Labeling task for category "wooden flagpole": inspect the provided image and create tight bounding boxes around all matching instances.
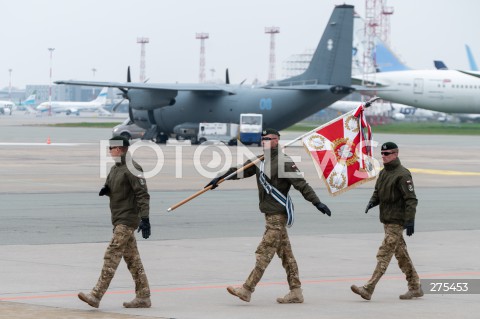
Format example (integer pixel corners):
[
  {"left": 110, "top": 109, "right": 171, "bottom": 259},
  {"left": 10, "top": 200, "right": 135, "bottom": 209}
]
[{"left": 167, "top": 156, "right": 264, "bottom": 212}]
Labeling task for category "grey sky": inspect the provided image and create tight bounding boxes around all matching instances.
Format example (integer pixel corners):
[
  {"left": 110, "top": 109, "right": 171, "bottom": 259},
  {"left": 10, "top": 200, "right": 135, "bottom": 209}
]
[{"left": 2, "top": 0, "right": 479, "bottom": 89}]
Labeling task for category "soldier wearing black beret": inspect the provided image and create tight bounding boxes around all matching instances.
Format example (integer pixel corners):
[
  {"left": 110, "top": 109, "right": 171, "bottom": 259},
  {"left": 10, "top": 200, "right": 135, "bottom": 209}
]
[{"left": 351, "top": 141, "right": 423, "bottom": 301}]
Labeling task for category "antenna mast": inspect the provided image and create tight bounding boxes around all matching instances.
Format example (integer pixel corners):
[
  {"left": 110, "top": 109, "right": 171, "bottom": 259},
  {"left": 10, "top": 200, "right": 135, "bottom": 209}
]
[
  {"left": 137, "top": 37, "right": 149, "bottom": 82},
  {"left": 196, "top": 32, "right": 209, "bottom": 83},
  {"left": 265, "top": 26, "right": 280, "bottom": 82}
]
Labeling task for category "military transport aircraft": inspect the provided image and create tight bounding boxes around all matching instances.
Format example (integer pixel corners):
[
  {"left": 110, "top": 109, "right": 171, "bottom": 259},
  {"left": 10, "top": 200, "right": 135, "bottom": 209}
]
[{"left": 56, "top": 4, "right": 355, "bottom": 143}]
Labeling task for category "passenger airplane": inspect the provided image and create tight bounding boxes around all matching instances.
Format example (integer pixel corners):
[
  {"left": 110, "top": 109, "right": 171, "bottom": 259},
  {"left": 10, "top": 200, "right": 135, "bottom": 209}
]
[
  {"left": 36, "top": 88, "right": 108, "bottom": 115},
  {"left": 56, "top": 5, "right": 355, "bottom": 143},
  {"left": 353, "top": 43, "right": 480, "bottom": 114},
  {"left": 328, "top": 100, "right": 446, "bottom": 121},
  {"left": 432, "top": 46, "right": 480, "bottom": 122}
]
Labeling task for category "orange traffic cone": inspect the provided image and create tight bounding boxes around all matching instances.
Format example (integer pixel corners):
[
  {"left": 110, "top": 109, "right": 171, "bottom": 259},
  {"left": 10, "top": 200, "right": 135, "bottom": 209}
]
[{"left": 46, "top": 137, "right": 51, "bottom": 144}]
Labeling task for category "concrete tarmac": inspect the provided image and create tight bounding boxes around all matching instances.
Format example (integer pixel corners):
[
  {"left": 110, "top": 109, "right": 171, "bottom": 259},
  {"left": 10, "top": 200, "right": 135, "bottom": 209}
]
[{"left": 1, "top": 113, "right": 479, "bottom": 318}]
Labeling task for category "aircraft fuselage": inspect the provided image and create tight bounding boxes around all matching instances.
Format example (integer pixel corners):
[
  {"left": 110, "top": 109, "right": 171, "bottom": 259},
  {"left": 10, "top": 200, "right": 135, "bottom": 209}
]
[
  {"left": 130, "top": 86, "right": 349, "bottom": 134},
  {"left": 362, "top": 70, "right": 480, "bottom": 114}
]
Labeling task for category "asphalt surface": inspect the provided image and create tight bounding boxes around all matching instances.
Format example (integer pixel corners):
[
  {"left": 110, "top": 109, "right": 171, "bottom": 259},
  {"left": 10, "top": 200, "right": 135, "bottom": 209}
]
[{"left": 1, "top": 113, "right": 479, "bottom": 318}]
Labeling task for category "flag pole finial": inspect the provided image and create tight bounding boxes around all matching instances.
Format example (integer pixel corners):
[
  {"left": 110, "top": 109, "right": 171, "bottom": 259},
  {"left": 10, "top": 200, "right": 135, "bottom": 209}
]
[{"left": 364, "top": 96, "right": 380, "bottom": 108}]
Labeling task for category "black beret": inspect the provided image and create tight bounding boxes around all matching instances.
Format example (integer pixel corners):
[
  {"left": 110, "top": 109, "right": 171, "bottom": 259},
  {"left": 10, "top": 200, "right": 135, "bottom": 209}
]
[
  {"left": 381, "top": 142, "right": 398, "bottom": 151},
  {"left": 110, "top": 135, "right": 130, "bottom": 147},
  {"left": 261, "top": 128, "right": 280, "bottom": 137}
]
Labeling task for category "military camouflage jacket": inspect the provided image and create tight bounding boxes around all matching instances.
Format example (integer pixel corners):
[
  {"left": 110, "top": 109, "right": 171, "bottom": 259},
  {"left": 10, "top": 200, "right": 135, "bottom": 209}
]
[
  {"left": 370, "top": 158, "right": 417, "bottom": 225},
  {"left": 227, "top": 147, "right": 320, "bottom": 215},
  {"left": 105, "top": 156, "right": 150, "bottom": 228}
]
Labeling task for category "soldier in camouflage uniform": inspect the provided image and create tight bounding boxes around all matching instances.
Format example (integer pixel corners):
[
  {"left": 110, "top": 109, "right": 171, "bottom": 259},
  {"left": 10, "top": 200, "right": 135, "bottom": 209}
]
[
  {"left": 206, "top": 128, "right": 332, "bottom": 304},
  {"left": 78, "top": 136, "right": 152, "bottom": 309},
  {"left": 351, "top": 142, "right": 423, "bottom": 301}
]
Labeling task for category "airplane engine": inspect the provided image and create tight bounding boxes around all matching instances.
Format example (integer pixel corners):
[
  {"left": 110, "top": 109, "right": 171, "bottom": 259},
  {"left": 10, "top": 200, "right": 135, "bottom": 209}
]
[
  {"left": 330, "top": 85, "right": 355, "bottom": 94},
  {"left": 128, "top": 89, "right": 177, "bottom": 111},
  {"left": 392, "top": 113, "right": 405, "bottom": 121}
]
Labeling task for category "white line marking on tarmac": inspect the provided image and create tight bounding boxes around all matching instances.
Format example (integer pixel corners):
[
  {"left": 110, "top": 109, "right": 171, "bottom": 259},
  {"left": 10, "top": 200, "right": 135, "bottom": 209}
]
[{"left": 0, "top": 143, "right": 95, "bottom": 146}]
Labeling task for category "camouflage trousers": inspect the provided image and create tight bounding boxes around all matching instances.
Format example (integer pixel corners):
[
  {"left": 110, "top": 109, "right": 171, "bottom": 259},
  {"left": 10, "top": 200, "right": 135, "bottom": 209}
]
[
  {"left": 364, "top": 224, "right": 420, "bottom": 292},
  {"left": 92, "top": 224, "right": 150, "bottom": 299},
  {"left": 243, "top": 214, "right": 301, "bottom": 292}
]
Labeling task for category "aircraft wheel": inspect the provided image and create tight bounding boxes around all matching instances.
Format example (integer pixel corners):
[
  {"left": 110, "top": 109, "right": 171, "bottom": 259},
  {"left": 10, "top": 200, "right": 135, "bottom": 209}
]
[
  {"left": 155, "top": 133, "right": 168, "bottom": 144},
  {"left": 199, "top": 137, "right": 207, "bottom": 144},
  {"left": 120, "top": 132, "right": 132, "bottom": 140}
]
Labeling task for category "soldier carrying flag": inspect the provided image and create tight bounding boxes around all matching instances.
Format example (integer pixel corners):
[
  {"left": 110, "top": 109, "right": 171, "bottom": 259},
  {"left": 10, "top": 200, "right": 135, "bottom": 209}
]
[{"left": 205, "top": 128, "right": 331, "bottom": 304}]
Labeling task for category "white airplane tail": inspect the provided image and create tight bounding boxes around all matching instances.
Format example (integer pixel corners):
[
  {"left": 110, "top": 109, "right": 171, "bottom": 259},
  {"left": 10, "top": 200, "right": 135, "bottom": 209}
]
[
  {"left": 21, "top": 93, "right": 36, "bottom": 106},
  {"left": 93, "top": 88, "right": 108, "bottom": 105}
]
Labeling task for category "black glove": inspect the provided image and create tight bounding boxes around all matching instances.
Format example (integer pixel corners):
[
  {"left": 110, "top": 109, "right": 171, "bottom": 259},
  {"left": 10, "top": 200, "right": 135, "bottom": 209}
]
[
  {"left": 138, "top": 218, "right": 151, "bottom": 239},
  {"left": 99, "top": 185, "right": 110, "bottom": 196},
  {"left": 205, "top": 172, "right": 231, "bottom": 190},
  {"left": 315, "top": 202, "right": 331, "bottom": 217},
  {"left": 205, "top": 177, "right": 222, "bottom": 190},
  {"left": 404, "top": 220, "right": 415, "bottom": 236},
  {"left": 364, "top": 201, "right": 376, "bottom": 214}
]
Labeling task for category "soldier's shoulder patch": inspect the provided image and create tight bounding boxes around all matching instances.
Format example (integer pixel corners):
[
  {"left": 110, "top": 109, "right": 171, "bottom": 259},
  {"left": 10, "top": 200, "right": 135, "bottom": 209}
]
[
  {"left": 291, "top": 164, "right": 301, "bottom": 172},
  {"left": 406, "top": 180, "right": 414, "bottom": 192}
]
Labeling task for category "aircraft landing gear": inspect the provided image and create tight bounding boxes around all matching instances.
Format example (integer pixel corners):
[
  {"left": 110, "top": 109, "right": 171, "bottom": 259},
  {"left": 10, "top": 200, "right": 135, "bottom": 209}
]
[{"left": 155, "top": 132, "right": 168, "bottom": 144}]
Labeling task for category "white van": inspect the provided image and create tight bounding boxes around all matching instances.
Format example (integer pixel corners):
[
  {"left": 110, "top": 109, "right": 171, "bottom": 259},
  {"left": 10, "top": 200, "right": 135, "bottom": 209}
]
[
  {"left": 112, "top": 118, "right": 145, "bottom": 140},
  {"left": 197, "top": 122, "right": 239, "bottom": 145}
]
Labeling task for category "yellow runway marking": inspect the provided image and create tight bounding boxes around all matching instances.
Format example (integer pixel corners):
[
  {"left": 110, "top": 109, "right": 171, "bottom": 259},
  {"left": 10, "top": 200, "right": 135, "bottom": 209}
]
[{"left": 411, "top": 168, "right": 480, "bottom": 176}]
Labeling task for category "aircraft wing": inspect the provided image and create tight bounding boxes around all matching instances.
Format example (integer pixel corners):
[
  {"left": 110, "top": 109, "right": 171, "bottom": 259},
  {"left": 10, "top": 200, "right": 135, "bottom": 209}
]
[
  {"left": 457, "top": 70, "right": 480, "bottom": 79},
  {"left": 265, "top": 84, "right": 355, "bottom": 95},
  {"left": 351, "top": 77, "right": 394, "bottom": 89},
  {"left": 265, "top": 84, "right": 333, "bottom": 90},
  {"left": 351, "top": 85, "right": 399, "bottom": 92},
  {"left": 54, "top": 80, "right": 236, "bottom": 94}
]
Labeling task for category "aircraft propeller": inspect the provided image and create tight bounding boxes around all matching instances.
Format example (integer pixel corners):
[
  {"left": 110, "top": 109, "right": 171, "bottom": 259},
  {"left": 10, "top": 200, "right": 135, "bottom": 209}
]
[
  {"left": 225, "top": 68, "right": 246, "bottom": 86},
  {"left": 111, "top": 67, "right": 134, "bottom": 122}
]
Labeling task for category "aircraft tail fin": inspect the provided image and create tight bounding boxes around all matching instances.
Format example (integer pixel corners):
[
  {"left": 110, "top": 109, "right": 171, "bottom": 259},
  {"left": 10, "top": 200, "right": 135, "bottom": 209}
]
[
  {"left": 277, "top": 4, "right": 354, "bottom": 87},
  {"left": 374, "top": 42, "right": 410, "bottom": 72},
  {"left": 93, "top": 87, "right": 108, "bottom": 105},
  {"left": 465, "top": 44, "right": 478, "bottom": 71},
  {"left": 434, "top": 60, "right": 448, "bottom": 70},
  {"left": 22, "top": 92, "right": 36, "bottom": 106}
]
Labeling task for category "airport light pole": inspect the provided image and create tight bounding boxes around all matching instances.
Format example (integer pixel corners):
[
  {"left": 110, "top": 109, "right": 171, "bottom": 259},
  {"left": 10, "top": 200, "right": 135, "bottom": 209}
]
[
  {"left": 48, "top": 47, "right": 55, "bottom": 116},
  {"left": 92, "top": 67, "right": 97, "bottom": 99},
  {"left": 8, "top": 68, "right": 12, "bottom": 101}
]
